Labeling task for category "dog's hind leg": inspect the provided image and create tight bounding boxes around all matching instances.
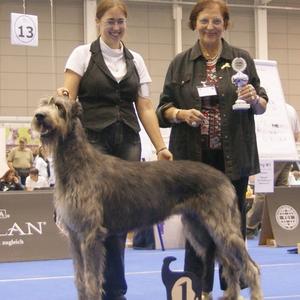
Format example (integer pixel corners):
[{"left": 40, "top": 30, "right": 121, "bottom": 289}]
[
  {"left": 217, "top": 250, "right": 241, "bottom": 299},
  {"left": 200, "top": 213, "right": 262, "bottom": 300},
  {"left": 81, "top": 228, "right": 106, "bottom": 300},
  {"left": 217, "top": 234, "right": 262, "bottom": 300},
  {"left": 243, "top": 260, "right": 262, "bottom": 300},
  {"left": 182, "top": 187, "right": 262, "bottom": 299},
  {"left": 181, "top": 214, "right": 241, "bottom": 299},
  {"left": 181, "top": 214, "right": 221, "bottom": 297},
  {"left": 67, "top": 229, "right": 87, "bottom": 300},
  {"left": 238, "top": 252, "right": 262, "bottom": 300}
]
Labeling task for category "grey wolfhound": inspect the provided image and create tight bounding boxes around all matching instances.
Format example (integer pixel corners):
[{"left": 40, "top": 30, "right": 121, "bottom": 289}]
[{"left": 32, "top": 96, "right": 262, "bottom": 300}]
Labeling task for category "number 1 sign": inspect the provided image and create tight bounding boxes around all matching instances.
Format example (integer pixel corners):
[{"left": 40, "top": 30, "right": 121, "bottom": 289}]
[{"left": 11, "top": 13, "right": 38, "bottom": 47}]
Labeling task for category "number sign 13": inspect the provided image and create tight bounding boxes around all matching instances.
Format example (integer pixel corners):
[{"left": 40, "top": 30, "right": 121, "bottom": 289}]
[{"left": 11, "top": 13, "right": 38, "bottom": 47}]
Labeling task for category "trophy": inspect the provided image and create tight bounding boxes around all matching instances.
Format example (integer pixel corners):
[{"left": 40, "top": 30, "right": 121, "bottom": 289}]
[{"left": 231, "top": 57, "right": 250, "bottom": 110}]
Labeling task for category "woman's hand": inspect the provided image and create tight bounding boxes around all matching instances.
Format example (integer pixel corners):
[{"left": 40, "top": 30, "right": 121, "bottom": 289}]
[
  {"left": 157, "top": 148, "right": 173, "bottom": 161},
  {"left": 57, "top": 87, "right": 70, "bottom": 97},
  {"left": 238, "top": 84, "right": 267, "bottom": 114},
  {"left": 177, "top": 109, "right": 207, "bottom": 127},
  {"left": 12, "top": 176, "right": 19, "bottom": 184},
  {"left": 238, "top": 84, "right": 259, "bottom": 106}
]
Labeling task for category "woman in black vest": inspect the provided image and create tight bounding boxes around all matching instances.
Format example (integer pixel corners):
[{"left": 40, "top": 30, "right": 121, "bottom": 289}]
[{"left": 58, "top": 1, "right": 172, "bottom": 299}]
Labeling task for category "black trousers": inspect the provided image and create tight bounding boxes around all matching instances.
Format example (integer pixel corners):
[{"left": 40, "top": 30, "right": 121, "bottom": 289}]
[
  {"left": 86, "top": 123, "right": 141, "bottom": 299},
  {"left": 15, "top": 167, "right": 30, "bottom": 185},
  {"left": 184, "top": 149, "right": 248, "bottom": 293},
  {"left": 132, "top": 227, "right": 155, "bottom": 249}
]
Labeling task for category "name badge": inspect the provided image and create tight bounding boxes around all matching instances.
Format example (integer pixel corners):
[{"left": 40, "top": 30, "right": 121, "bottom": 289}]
[{"left": 197, "top": 85, "right": 217, "bottom": 97}]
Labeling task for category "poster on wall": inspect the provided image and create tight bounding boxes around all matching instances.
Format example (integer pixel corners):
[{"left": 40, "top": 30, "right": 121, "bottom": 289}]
[
  {"left": 254, "top": 60, "right": 298, "bottom": 161},
  {"left": 5, "top": 127, "right": 40, "bottom": 152},
  {"left": 0, "top": 118, "right": 40, "bottom": 177}
]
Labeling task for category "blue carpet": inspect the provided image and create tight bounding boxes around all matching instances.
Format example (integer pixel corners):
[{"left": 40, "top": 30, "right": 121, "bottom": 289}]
[{"left": 0, "top": 238, "right": 300, "bottom": 299}]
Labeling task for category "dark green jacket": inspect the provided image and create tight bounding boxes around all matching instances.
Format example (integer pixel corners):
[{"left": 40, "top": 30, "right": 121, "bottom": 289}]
[
  {"left": 156, "top": 39, "right": 268, "bottom": 180},
  {"left": 78, "top": 39, "right": 140, "bottom": 133}
]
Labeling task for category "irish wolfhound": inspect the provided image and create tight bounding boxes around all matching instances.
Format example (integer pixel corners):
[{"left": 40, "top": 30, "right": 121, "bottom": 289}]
[{"left": 32, "top": 96, "right": 263, "bottom": 300}]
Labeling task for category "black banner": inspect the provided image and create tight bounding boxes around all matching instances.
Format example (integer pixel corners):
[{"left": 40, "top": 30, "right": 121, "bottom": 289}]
[{"left": 0, "top": 190, "right": 70, "bottom": 262}]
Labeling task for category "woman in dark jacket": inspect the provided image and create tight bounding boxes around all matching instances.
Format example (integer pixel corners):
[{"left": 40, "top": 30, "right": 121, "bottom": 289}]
[{"left": 156, "top": 0, "right": 268, "bottom": 299}]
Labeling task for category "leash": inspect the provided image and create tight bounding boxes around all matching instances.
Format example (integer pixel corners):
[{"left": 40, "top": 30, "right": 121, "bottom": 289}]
[{"left": 50, "top": 0, "right": 56, "bottom": 91}]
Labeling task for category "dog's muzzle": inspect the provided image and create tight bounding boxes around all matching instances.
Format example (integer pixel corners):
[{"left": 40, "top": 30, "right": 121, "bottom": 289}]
[
  {"left": 34, "top": 112, "right": 52, "bottom": 136},
  {"left": 35, "top": 112, "right": 45, "bottom": 123}
]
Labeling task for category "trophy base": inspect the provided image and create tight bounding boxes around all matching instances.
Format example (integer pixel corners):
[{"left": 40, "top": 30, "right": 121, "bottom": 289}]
[{"left": 232, "top": 102, "right": 250, "bottom": 110}]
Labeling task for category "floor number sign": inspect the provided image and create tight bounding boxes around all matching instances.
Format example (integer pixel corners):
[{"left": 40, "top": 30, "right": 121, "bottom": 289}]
[
  {"left": 11, "top": 13, "right": 38, "bottom": 47},
  {"left": 162, "top": 257, "right": 202, "bottom": 300}
]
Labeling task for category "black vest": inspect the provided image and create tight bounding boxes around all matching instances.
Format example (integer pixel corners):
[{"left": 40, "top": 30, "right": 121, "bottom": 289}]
[{"left": 78, "top": 39, "right": 140, "bottom": 132}]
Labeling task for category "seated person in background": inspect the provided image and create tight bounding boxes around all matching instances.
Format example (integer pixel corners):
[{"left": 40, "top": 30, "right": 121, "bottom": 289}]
[
  {"left": 0, "top": 169, "right": 24, "bottom": 191},
  {"left": 25, "top": 167, "right": 49, "bottom": 191}
]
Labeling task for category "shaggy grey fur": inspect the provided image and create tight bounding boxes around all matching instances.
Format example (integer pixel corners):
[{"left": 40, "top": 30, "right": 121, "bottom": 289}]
[{"left": 32, "top": 96, "right": 263, "bottom": 300}]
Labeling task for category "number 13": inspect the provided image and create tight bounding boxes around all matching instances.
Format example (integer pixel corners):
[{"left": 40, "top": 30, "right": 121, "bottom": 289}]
[{"left": 18, "top": 25, "right": 34, "bottom": 38}]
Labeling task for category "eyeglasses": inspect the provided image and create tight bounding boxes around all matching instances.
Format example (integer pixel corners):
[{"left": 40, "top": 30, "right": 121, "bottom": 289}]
[
  {"left": 198, "top": 17, "right": 223, "bottom": 26},
  {"left": 103, "top": 18, "right": 126, "bottom": 27}
]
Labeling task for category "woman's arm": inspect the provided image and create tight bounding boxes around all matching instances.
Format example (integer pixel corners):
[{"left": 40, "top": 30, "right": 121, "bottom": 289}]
[
  {"left": 238, "top": 85, "right": 267, "bottom": 115},
  {"left": 163, "top": 106, "right": 206, "bottom": 127},
  {"left": 57, "top": 69, "right": 81, "bottom": 100},
  {"left": 251, "top": 96, "right": 267, "bottom": 114},
  {"left": 157, "top": 59, "right": 205, "bottom": 127},
  {"left": 7, "top": 150, "right": 15, "bottom": 170},
  {"left": 241, "top": 55, "right": 268, "bottom": 115},
  {"left": 136, "top": 97, "right": 172, "bottom": 160}
]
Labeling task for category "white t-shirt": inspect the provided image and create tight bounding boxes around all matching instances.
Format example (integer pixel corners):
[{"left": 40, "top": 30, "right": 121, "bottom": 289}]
[
  {"left": 25, "top": 176, "right": 49, "bottom": 190},
  {"left": 65, "top": 37, "right": 151, "bottom": 97}
]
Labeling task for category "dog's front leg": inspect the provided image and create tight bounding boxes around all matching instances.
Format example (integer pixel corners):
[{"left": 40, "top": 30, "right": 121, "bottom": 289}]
[
  {"left": 81, "top": 229, "right": 106, "bottom": 300},
  {"left": 68, "top": 229, "right": 87, "bottom": 300}
]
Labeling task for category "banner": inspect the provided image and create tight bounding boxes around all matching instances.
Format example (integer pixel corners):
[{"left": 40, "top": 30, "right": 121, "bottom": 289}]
[{"left": 0, "top": 190, "right": 70, "bottom": 262}]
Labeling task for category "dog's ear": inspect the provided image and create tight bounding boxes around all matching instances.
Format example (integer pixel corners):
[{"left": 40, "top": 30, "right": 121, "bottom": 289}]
[
  {"left": 39, "top": 97, "right": 50, "bottom": 106},
  {"left": 71, "top": 100, "right": 83, "bottom": 118},
  {"left": 48, "top": 96, "right": 55, "bottom": 105}
]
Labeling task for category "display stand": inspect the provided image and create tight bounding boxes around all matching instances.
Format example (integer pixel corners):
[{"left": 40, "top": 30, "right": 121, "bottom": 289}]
[
  {"left": 259, "top": 186, "right": 300, "bottom": 247},
  {"left": 162, "top": 256, "right": 201, "bottom": 300}
]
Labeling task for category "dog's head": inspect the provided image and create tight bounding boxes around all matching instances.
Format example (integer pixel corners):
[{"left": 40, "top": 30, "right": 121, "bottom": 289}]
[{"left": 32, "top": 96, "right": 82, "bottom": 145}]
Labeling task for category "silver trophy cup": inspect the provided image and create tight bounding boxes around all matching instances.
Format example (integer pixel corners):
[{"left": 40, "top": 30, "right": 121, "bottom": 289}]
[{"left": 231, "top": 57, "right": 250, "bottom": 110}]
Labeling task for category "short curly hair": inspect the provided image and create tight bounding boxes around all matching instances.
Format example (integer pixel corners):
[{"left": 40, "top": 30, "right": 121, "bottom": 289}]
[{"left": 189, "top": 0, "right": 230, "bottom": 31}]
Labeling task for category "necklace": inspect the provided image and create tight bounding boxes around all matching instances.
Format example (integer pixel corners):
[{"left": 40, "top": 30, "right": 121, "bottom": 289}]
[
  {"left": 206, "top": 52, "right": 221, "bottom": 66},
  {"left": 200, "top": 41, "right": 222, "bottom": 65}
]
